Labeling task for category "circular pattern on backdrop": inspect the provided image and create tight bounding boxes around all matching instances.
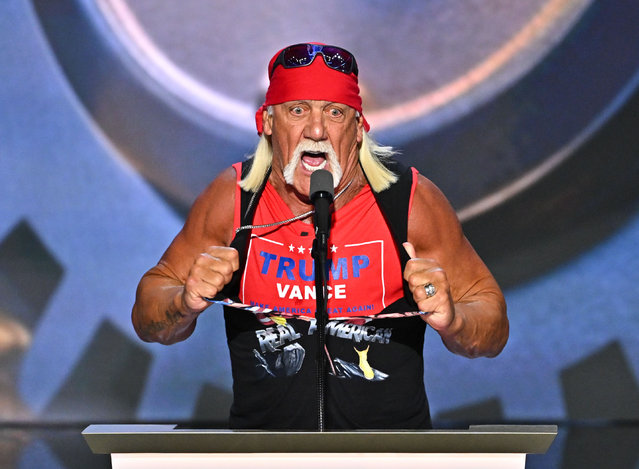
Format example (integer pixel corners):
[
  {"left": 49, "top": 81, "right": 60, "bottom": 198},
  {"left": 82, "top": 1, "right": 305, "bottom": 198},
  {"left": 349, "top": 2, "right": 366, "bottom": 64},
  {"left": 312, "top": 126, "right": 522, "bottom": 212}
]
[{"left": 32, "top": 0, "right": 639, "bottom": 280}]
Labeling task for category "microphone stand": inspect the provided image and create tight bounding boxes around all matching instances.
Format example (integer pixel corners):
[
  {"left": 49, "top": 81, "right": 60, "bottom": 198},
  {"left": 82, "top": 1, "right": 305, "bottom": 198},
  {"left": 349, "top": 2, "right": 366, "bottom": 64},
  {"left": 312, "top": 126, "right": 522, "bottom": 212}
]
[
  {"left": 312, "top": 229, "right": 329, "bottom": 432},
  {"left": 309, "top": 170, "right": 333, "bottom": 432}
]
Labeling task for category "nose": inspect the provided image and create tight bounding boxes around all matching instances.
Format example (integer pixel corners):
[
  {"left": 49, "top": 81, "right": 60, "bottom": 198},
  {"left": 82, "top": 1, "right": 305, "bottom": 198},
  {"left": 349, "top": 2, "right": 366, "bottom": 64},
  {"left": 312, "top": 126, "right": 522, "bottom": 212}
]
[{"left": 304, "top": 108, "right": 327, "bottom": 141}]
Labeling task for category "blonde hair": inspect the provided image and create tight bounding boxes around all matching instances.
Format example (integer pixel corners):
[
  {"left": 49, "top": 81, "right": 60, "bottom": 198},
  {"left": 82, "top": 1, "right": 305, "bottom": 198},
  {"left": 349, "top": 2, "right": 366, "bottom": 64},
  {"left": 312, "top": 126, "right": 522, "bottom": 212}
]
[
  {"left": 240, "top": 130, "right": 399, "bottom": 193},
  {"left": 239, "top": 133, "right": 273, "bottom": 192},
  {"left": 358, "top": 131, "right": 399, "bottom": 192}
]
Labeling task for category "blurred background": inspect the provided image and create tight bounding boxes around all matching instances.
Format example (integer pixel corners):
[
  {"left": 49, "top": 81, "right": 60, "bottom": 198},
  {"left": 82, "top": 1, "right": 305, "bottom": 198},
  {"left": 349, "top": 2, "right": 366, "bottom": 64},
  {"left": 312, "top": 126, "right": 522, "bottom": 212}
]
[{"left": 2, "top": 0, "right": 639, "bottom": 467}]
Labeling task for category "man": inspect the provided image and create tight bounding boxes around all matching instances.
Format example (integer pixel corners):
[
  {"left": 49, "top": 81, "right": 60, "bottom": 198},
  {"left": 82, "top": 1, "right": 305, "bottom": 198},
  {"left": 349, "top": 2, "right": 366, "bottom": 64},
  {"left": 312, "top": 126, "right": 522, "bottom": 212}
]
[{"left": 132, "top": 43, "right": 508, "bottom": 430}]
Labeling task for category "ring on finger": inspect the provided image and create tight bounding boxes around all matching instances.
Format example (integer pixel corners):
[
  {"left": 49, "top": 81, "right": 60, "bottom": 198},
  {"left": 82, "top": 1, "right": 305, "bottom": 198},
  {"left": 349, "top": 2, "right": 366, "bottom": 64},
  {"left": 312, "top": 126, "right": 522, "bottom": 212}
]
[{"left": 424, "top": 283, "right": 437, "bottom": 298}]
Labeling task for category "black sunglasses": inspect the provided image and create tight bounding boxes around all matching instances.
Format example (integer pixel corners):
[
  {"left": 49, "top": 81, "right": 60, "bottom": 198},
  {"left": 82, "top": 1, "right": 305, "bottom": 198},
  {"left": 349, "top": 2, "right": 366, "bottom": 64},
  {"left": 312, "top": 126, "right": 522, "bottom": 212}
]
[{"left": 269, "top": 43, "right": 359, "bottom": 78}]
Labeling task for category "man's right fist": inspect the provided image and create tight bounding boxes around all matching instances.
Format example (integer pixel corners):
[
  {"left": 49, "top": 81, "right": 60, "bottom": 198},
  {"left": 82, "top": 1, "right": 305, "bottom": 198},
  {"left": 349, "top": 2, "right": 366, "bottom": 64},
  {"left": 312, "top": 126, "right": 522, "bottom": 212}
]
[{"left": 182, "top": 246, "right": 239, "bottom": 313}]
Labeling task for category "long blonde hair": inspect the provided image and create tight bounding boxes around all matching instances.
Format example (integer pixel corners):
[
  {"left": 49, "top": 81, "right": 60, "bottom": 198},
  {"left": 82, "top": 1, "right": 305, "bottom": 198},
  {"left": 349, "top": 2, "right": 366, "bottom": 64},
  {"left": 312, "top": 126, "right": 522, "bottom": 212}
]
[{"left": 239, "top": 130, "right": 398, "bottom": 193}]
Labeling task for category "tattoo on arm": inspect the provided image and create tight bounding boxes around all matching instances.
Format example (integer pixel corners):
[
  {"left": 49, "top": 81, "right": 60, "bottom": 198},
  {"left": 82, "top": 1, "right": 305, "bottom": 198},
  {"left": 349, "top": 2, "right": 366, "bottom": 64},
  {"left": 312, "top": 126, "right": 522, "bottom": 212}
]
[{"left": 143, "top": 309, "right": 187, "bottom": 336}]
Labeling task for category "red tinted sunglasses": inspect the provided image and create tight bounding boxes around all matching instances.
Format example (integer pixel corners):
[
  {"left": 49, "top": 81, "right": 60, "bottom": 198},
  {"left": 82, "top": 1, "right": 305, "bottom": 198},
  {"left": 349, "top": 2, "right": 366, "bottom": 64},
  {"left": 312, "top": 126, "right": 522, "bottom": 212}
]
[{"left": 269, "top": 43, "right": 359, "bottom": 78}]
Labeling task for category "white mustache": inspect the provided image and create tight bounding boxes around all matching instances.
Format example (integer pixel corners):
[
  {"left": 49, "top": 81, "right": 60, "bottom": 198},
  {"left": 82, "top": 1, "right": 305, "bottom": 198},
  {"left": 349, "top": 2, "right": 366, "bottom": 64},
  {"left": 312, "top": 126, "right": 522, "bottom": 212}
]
[
  {"left": 283, "top": 140, "right": 343, "bottom": 188},
  {"left": 295, "top": 140, "right": 334, "bottom": 154}
]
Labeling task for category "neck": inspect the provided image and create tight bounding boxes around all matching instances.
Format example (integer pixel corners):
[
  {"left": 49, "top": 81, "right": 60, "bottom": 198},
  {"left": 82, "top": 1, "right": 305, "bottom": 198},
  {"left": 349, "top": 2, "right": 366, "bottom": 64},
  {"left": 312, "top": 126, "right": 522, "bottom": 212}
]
[{"left": 333, "top": 172, "right": 368, "bottom": 210}]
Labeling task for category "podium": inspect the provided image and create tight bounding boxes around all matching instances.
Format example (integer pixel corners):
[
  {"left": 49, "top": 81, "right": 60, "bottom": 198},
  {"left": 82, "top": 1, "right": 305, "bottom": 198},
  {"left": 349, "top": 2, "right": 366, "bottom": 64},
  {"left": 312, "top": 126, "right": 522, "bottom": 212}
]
[{"left": 83, "top": 424, "right": 557, "bottom": 469}]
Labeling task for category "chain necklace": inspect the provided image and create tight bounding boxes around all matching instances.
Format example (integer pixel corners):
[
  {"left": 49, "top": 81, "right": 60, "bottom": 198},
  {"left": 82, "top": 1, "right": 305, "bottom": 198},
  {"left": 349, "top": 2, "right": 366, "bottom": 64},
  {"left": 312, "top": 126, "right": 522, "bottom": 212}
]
[{"left": 235, "top": 179, "right": 354, "bottom": 234}]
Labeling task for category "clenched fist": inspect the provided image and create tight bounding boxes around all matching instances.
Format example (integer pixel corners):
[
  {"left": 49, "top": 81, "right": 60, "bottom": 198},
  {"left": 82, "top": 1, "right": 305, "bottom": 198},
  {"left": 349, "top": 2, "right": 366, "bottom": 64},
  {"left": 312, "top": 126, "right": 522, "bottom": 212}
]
[
  {"left": 182, "top": 246, "right": 239, "bottom": 314},
  {"left": 402, "top": 242, "right": 455, "bottom": 332}
]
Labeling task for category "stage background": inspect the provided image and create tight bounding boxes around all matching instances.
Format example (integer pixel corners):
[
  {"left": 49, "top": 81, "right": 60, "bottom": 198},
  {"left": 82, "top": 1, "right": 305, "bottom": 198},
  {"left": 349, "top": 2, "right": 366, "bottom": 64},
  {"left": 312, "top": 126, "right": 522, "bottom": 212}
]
[{"left": 1, "top": 1, "right": 639, "bottom": 468}]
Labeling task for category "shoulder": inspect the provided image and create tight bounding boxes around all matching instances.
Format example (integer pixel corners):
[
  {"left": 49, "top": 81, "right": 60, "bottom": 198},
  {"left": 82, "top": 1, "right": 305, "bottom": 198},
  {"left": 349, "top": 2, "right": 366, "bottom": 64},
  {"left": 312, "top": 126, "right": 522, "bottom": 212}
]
[
  {"left": 408, "top": 172, "right": 463, "bottom": 248},
  {"left": 198, "top": 165, "right": 238, "bottom": 198},
  {"left": 183, "top": 165, "right": 239, "bottom": 246},
  {"left": 411, "top": 173, "right": 457, "bottom": 216}
]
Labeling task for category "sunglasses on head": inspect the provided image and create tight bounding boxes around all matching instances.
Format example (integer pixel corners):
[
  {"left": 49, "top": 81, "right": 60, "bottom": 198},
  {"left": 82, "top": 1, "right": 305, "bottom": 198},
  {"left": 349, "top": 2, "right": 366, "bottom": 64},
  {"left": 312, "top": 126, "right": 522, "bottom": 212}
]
[{"left": 269, "top": 43, "right": 359, "bottom": 78}]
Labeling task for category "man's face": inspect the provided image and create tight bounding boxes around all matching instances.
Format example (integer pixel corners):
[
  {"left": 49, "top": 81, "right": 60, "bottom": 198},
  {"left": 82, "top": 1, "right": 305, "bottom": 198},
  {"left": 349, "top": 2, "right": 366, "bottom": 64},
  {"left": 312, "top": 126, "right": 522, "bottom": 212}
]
[{"left": 263, "top": 100, "right": 364, "bottom": 199}]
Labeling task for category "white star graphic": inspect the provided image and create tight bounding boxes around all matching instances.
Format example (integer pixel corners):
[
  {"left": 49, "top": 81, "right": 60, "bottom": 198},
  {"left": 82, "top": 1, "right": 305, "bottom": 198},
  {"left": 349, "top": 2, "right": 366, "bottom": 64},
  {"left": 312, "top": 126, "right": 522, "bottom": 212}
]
[
  {"left": 330, "top": 244, "right": 338, "bottom": 252},
  {"left": 288, "top": 244, "right": 295, "bottom": 252},
  {"left": 298, "top": 245, "right": 306, "bottom": 254}
]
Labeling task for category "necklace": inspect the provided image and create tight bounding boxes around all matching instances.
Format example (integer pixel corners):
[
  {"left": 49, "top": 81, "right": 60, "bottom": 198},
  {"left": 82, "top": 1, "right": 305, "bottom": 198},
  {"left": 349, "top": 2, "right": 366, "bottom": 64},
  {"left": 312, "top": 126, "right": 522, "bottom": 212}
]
[{"left": 235, "top": 179, "right": 354, "bottom": 234}]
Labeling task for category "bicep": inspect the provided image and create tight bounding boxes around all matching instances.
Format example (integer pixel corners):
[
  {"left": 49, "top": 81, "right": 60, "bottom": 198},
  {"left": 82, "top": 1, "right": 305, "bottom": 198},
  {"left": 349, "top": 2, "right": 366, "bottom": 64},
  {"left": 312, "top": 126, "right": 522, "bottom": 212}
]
[
  {"left": 407, "top": 175, "right": 499, "bottom": 303},
  {"left": 156, "top": 167, "right": 237, "bottom": 283}
]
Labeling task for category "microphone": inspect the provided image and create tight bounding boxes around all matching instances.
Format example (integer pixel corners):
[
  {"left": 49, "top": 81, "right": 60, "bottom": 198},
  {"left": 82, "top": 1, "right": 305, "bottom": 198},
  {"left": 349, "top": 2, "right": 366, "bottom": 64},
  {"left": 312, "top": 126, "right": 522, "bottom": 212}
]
[{"left": 310, "top": 169, "right": 334, "bottom": 237}]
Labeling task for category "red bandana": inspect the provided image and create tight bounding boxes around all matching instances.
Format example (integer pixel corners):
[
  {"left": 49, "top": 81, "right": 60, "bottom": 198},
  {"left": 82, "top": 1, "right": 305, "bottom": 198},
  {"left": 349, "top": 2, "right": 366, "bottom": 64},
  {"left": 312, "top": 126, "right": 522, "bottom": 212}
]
[{"left": 255, "top": 44, "right": 370, "bottom": 135}]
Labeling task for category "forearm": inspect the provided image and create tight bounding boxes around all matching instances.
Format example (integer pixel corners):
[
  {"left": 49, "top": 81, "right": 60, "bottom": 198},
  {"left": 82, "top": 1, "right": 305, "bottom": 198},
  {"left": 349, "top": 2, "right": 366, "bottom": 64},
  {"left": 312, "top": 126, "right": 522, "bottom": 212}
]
[
  {"left": 132, "top": 274, "right": 200, "bottom": 345},
  {"left": 437, "top": 295, "right": 508, "bottom": 358}
]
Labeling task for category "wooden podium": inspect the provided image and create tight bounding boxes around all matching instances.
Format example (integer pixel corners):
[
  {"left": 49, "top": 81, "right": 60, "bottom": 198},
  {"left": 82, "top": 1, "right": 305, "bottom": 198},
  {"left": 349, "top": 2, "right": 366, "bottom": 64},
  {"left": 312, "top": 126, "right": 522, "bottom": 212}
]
[{"left": 83, "top": 424, "right": 557, "bottom": 469}]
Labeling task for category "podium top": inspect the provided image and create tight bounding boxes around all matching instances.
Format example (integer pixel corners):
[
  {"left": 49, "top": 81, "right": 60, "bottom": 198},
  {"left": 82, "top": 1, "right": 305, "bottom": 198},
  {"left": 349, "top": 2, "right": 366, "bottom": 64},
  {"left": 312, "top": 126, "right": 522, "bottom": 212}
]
[{"left": 82, "top": 424, "right": 557, "bottom": 455}]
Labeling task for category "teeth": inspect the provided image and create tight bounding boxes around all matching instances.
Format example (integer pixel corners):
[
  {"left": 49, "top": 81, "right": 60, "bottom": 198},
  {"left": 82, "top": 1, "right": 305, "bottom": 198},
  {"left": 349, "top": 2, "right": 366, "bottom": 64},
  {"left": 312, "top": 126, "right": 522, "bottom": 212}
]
[{"left": 302, "top": 159, "right": 327, "bottom": 172}]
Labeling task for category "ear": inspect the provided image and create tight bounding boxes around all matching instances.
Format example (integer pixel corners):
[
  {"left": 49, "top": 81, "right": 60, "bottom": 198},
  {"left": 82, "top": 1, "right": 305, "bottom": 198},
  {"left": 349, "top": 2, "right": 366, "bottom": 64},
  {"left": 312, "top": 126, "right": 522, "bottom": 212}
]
[
  {"left": 356, "top": 114, "right": 364, "bottom": 143},
  {"left": 262, "top": 109, "right": 273, "bottom": 136}
]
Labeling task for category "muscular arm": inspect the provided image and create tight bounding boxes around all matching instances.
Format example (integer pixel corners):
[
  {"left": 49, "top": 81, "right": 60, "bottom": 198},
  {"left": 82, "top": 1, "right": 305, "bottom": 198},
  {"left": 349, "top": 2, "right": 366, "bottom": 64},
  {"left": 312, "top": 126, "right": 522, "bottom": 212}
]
[
  {"left": 405, "top": 174, "right": 508, "bottom": 358},
  {"left": 131, "top": 167, "right": 238, "bottom": 345}
]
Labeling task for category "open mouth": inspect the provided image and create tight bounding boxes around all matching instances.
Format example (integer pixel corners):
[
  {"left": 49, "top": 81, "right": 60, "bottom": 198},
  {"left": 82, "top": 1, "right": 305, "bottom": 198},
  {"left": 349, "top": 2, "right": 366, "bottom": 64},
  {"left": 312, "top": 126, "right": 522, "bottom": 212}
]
[{"left": 301, "top": 151, "right": 328, "bottom": 172}]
